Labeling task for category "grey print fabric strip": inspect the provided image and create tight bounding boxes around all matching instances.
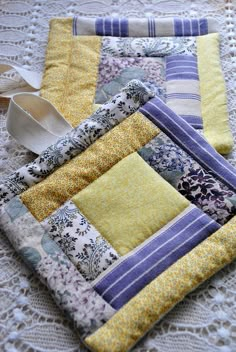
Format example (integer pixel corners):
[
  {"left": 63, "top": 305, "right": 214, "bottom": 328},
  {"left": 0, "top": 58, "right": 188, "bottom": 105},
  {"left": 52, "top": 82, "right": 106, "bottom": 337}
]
[
  {"left": 101, "top": 37, "right": 197, "bottom": 57},
  {"left": 41, "top": 200, "right": 120, "bottom": 281},
  {"left": 0, "top": 196, "right": 116, "bottom": 338}
]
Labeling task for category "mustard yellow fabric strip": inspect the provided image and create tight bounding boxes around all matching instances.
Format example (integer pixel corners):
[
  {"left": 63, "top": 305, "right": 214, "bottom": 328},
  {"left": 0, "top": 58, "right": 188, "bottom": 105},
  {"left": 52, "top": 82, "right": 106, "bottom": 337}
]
[
  {"left": 72, "top": 153, "right": 189, "bottom": 255},
  {"left": 197, "top": 33, "right": 233, "bottom": 154},
  {"left": 41, "top": 18, "right": 101, "bottom": 127},
  {"left": 85, "top": 215, "right": 236, "bottom": 352},
  {"left": 20, "top": 113, "right": 159, "bottom": 222}
]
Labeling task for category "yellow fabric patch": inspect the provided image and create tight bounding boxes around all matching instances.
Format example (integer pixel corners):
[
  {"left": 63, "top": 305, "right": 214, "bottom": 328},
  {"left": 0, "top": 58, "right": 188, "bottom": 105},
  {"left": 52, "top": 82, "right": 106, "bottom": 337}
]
[
  {"left": 72, "top": 153, "right": 189, "bottom": 255},
  {"left": 85, "top": 215, "right": 236, "bottom": 352},
  {"left": 41, "top": 18, "right": 101, "bottom": 127},
  {"left": 20, "top": 113, "right": 159, "bottom": 222},
  {"left": 197, "top": 33, "right": 233, "bottom": 154}
]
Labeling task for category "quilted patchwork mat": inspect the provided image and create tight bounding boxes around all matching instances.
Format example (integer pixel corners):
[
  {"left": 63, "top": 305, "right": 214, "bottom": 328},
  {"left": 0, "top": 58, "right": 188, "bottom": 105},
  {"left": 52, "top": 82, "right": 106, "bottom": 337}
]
[
  {"left": 1, "top": 16, "right": 236, "bottom": 352},
  {"left": 1, "top": 79, "right": 236, "bottom": 352},
  {"left": 41, "top": 16, "right": 233, "bottom": 154}
]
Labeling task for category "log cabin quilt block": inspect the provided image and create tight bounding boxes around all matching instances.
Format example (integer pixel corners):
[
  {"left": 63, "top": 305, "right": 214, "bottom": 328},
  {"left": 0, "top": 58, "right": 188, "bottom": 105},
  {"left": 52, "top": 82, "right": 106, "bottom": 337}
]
[
  {"left": 41, "top": 16, "right": 233, "bottom": 154},
  {"left": 1, "top": 16, "right": 236, "bottom": 352}
]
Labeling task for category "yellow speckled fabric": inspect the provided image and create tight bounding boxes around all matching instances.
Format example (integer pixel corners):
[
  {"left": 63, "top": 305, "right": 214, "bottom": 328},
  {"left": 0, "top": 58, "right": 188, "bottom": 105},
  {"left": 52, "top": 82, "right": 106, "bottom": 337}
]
[
  {"left": 85, "top": 215, "right": 236, "bottom": 352},
  {"left": 20, "top": 112, "right": 159, "bottom": 221},
  {"left": 197, "top": 33, "right": 233, "bottom": 154},
  {"left": 41, "top": 18, "right": 101, "bottom": 127},
  {"left": 72, "top": 153, "right": 189, "bottom": 255}
]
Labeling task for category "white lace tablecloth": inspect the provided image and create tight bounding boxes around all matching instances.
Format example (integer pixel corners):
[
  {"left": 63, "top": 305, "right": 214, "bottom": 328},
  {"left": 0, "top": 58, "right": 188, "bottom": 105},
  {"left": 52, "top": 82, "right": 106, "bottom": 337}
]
[{"left": 0, "top": 1, "right": 236, "bottom": 351}]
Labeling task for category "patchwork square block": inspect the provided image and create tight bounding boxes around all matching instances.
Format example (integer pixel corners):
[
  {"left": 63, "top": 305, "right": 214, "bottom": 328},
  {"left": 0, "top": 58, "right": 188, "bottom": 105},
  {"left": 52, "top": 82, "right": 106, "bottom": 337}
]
[
  {"left": 1, "top": 79, "right": 236, "bottom": 352},
  {"left": 41, "top": 17, "right": 233, "bottom": 154},
  {"left": 72, "top": 152, "right": 189, "bottom": 255},
  {"left": 1, "top": 15, "right": 236, "bottom": 352}
]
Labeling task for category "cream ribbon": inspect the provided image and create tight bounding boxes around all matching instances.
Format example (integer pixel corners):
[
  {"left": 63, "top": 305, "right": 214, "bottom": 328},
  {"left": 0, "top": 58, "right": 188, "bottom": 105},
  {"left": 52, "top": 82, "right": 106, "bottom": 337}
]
[{"left": 0, "top": 64, "right": 73, "bottom": 154}]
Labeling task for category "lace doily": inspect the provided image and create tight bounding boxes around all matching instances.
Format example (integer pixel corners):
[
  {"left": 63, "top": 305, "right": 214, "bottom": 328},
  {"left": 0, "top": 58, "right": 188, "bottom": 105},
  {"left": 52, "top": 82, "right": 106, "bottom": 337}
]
[{"left": 0, "top": 1, "right": 236, "bottom": 351}]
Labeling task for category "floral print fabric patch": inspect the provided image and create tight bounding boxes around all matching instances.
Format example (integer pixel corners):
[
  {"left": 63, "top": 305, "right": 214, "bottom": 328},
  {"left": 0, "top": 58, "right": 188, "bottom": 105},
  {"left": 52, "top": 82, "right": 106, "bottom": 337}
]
[
  {"left": 95, "top": 36, "right": 197, "bottom": 107},
  {"left": 41, "top": 200, "right": 119, "bottom": 281},
  {"left": 95, "top": 56, "right": 165, "bottom": 104},
  {"left": 139, "top": 133, "right": 236, "bottom": 225},
  {"left": 101, "top": 36, "right": 197, "bottom": 57}
]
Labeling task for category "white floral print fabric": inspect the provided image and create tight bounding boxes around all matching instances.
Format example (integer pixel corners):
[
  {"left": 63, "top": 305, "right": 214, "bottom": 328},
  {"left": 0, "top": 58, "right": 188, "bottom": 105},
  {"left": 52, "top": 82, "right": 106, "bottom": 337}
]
[
  {"left": 101, "top": 37, "right": 197, "bottom": 57},
  {"left": 41, "top": 200, "right": 119, "bottom": 281},
  {"left": 0, "top": 80, "right": 154, "bottom": 207},
  {"left": 0, "top": 197, "right": 116, "bottom": 337}
]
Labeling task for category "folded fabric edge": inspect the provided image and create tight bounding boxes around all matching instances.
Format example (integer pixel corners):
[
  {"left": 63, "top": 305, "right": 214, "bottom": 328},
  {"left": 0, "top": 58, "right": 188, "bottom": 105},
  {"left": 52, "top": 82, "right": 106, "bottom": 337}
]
[
  {"left": 85, "top": 215, "right": 236, "bottom": 352},
  {"left": 73, "top": 16, "right": 219, "bottom": 37},
  {"left": 197, "top": 33, "right": 233, "bottom": 154}
]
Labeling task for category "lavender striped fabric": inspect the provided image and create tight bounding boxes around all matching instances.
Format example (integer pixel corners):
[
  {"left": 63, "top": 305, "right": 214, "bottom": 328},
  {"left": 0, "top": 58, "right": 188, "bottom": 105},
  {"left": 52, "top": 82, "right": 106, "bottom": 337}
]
[
  {"left": 165, "top": 55, "right": 202, "bottom": 128},
  {"left": 73, "top": 17, "right": 217, "bottom": 37},
  {"left": 95, "top": 17, "right": 128, "bottom": 36},
  {"left": 166, "top": 93, "right": 201, "bottom": 101},
  {"left": 166, "top": 55, "right": 199, "bottom": 81},
  {"left": 174, "top": 18, "right": 208, "bottom": 36},
  {"left": 93, "top": 205, "right": 220, "bottom": 310},
  {"left": 180, "top": 115, "right": 203, "bottom": 129},
  {"left": 139, "top": 97, "right": 236, "bottom": 192},
  {"left": 148, "top": 17, "right": 156, "bottom": 37}
]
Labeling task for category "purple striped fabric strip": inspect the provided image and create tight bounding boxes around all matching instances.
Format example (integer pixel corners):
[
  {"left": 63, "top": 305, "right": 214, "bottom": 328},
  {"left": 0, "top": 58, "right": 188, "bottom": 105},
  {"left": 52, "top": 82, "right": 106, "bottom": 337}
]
[
  {"left": 166, "top": 72, "right": 199, "bottom": 80},
  {"left": 180, "top": 115, "right": 203, "bottom": 129},
  {"left": 112, "top": 18, "right": 120, "bottom": 36},
  {"left": 191, "top": 19, "right": 199, "bottom": 35},
  {"left": 148, "top": 17, "right": 156, "bottom": 37},
  {"left": 174, "top": 18, "right": 208, "bottom": 36},
  {"left": 93, "top": 205, "right": 220, "bottom": 310},
  {"left": 174, "top": 18, "right": 183, "bottom": 36},
  {"left": 166, "top": 93, "right": 201, "bottom": 101},
  {"left": 120, "top": 18, "right": 128, "bottom": 36},
  {"left": 95, "top": 17, "right": 104, "bottom": 35},
  {"left": 104, "top": 18, "right": 112, "bottom": 36},
  {"left": 183, "top": 18, "right": 191, "bottom": 36},
  {"left": 139, "top": 97, "right": 236, "bottom": 191},
  {"left": 73, "top": 17, "right": 210, "bottom": 37},
  {"left": 199, "top": 18, "right": 208, "bottom": 35},
  {"left": 165, "top": 54, "right": 202, "bottom": 128},
  {"left": 95, "top": 17, "right": 128, "bottom": 36},
  {"left": 166, "top": 55, "right": 199, "bottom": 81}
]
